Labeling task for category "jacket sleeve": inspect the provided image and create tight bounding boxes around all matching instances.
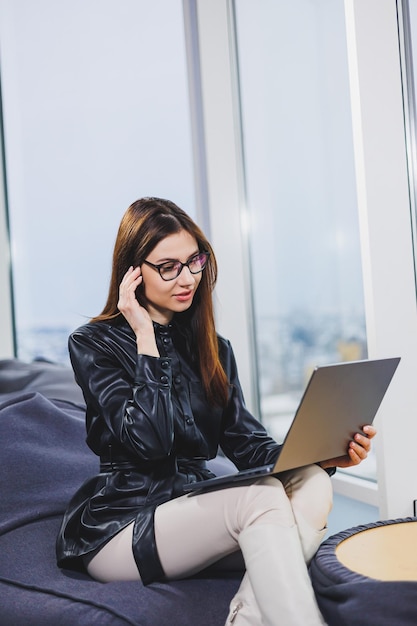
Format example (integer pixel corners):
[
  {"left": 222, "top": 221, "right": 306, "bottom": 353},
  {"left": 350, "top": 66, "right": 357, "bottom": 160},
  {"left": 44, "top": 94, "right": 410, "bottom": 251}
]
[
  {"left": 69, "top": 326, "right": 174, "bottom": 461},
  {"left": 219, "top": 339, "right": 282, "bottom": 470}
]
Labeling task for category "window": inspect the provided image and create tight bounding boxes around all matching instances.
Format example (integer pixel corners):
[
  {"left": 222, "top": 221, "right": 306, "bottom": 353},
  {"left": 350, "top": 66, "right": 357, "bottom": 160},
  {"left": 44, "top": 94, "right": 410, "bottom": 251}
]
[
  {"left": 0, "top": 0, "right": 195, "bottom": 363},
  {"left": 234, "top": 0, "right": 373, "bottom": 479}
]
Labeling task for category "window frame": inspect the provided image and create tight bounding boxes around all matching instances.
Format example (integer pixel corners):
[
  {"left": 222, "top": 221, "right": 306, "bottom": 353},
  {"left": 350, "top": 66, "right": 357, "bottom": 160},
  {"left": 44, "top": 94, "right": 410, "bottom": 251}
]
[
  {"left": 188, "top": 0, "right": 417, "bottom": 516},
  {"left": 0, "top": 82, "right": 14, "bottom": 359},
  {"left": 183, "top": 0, "right": 261, "bottom": 415}
]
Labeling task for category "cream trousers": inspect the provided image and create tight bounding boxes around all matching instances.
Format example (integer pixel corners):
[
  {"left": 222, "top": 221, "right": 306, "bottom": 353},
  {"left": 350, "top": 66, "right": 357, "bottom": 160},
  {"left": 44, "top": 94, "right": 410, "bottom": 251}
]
[{"left": 85, "top": 464, "right": 333, "bottom": 583}]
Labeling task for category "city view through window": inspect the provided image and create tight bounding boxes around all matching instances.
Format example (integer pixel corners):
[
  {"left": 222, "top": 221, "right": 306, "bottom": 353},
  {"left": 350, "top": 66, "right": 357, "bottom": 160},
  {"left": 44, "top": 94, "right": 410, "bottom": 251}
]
[{"left": 235, "top": 0, "right": 373, "bottom": 479}]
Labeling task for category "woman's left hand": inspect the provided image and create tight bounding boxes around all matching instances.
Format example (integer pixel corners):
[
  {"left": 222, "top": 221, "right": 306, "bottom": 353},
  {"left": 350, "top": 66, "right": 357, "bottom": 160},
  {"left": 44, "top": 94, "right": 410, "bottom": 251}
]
[{"left": 319, "top": 424, "right": 377, "bottom": 470}]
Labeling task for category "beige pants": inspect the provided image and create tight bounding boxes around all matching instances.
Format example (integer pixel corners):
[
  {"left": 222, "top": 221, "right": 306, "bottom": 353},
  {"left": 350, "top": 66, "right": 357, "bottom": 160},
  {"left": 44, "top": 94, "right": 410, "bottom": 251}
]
[{"left": 85, "top": 464, "right": 333, "bottom": 583}]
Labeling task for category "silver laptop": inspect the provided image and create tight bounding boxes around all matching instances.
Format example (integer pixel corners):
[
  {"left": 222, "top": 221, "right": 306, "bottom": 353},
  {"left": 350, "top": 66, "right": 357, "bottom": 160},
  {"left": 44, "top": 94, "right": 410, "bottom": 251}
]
[{"left": 183, "top": 357, "right": 400, "bottom": 494}]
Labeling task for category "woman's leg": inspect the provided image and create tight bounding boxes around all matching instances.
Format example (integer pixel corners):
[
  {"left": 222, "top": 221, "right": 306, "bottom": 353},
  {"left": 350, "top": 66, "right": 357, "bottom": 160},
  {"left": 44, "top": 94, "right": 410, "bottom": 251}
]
[
  {"left": 237, "top": 522, "right": 326, "bottom": 625},
  {"left": 84, "top": 521, "right": 139, "bottom": 582},
  {"left": 85, "top": 475, "right": 296, "bottom": 582},
  {"left": 226, "top": 465, "right": 332, "bottom": 626},
  {"left": 86, "top": 469, "right": 332, "bottom": 625},
  {"left": 153, "top": 475, "right": 296, "bottom": 579},
  {"left": 281, "top": 464, "right": 333, "bottom": 563}
]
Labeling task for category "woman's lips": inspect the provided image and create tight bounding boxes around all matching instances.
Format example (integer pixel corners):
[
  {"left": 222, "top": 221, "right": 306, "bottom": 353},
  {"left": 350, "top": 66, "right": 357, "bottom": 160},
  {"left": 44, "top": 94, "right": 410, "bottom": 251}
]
[{"left": 174, "top": 291, "right": 193, "bottom": 302}]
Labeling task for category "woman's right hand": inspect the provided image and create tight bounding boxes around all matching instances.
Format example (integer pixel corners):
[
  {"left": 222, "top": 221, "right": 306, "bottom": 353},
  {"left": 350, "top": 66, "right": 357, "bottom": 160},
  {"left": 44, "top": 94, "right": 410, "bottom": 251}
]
[{"left": 117, "top": 266, "right": 159, "bottom": 355}]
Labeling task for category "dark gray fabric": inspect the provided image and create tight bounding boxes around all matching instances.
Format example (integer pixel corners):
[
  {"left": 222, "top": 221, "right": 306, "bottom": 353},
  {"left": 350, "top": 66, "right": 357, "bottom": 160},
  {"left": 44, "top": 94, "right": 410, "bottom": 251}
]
[
  {"left": 0, "top": 392, "right": 96, "bottom": 534},
  {"left": 310, "top": 518, "right": 417, "bottom": 626},
  {"left": 0, "top": 358, "right": 85, "bottom": 405},
  {"left": 0, "top": 359, "right": 241, "bottom": 625},
  {"left": 0, "top": 518, "right": 239, "bottom": 626}
]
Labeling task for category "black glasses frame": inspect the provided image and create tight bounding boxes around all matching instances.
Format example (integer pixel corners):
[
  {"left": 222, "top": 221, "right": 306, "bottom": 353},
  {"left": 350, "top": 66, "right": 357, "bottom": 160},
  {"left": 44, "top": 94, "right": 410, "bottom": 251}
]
[{"left": 142, "top": 251, "right": 210, "bottom": 281}]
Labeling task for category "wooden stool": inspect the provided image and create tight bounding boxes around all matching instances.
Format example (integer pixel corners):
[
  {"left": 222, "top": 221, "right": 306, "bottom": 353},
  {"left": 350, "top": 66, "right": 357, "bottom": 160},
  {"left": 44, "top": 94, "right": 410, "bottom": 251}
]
[
  {"left": 336, "top": 520, "right": 417, "bottom": 581},
  {"left": 310, "top": 518, "right": 417, "bottom": 626}
]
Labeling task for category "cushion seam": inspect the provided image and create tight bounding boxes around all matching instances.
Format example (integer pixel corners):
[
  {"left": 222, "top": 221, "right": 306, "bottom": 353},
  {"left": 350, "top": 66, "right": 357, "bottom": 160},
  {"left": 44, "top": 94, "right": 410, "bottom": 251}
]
[{"left": 0, "top": 576, "right": 138, "bottom": 626}]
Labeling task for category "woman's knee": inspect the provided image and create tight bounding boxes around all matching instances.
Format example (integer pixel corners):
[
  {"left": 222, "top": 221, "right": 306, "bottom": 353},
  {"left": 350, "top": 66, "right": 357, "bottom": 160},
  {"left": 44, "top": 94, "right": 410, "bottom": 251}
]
[
  {"left": 305, "top": 464, "right": 334, "bottom": 509},
  {"left": 283, "top": 465, "right": 333, "bottom": 530},
  {"left": 236, "top": 476, "right": 296, "bottom": 530},
  {"left": 283, "top": 464, "right": 333, "bottom": 502}
]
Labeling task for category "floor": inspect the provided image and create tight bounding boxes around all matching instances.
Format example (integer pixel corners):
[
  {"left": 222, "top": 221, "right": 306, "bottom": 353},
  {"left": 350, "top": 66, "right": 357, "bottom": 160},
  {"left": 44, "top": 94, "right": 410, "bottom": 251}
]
[{"left": 326, "top": 493, "right": 379, "bottom": 539}]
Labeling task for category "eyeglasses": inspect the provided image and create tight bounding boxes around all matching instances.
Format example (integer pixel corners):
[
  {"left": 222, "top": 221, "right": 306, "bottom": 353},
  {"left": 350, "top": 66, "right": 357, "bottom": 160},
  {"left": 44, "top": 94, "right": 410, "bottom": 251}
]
[{"left": 142, "top": 251, "right": 210, "bottom": 281}]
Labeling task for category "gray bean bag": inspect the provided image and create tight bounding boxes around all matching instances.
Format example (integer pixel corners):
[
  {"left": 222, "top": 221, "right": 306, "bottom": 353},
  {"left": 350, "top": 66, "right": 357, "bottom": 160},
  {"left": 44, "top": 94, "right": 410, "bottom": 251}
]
[{"left": 0, "top": 359, "right": 241, "bottom": 626}]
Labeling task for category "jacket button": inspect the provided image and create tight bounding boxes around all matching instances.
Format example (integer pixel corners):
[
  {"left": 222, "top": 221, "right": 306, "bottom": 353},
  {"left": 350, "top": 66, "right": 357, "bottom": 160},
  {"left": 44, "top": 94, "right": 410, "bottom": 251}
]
[
  {"left": 161, "top": 361, "right": 169, "bottom": 369},
  {"left": 160, "top": 375, "right": 169, "bottom": 384},
  {"left": 185, "top": 417, "right": 194, "bottom": 425},
  {"left": 174, "top": 375, "right": 181, "bottom": 384}
]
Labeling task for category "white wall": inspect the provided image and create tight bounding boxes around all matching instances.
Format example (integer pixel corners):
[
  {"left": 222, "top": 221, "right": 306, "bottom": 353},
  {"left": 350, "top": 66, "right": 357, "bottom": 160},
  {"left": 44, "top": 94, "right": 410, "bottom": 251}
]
[{"left": 345, "top": 0, "right": 417, "bottom": 518}]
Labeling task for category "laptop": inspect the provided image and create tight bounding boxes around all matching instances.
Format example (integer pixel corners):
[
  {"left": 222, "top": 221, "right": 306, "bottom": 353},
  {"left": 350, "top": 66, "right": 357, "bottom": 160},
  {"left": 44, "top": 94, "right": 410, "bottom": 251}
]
[{"left": 183, "top": 357, "right": 400, "bottom": 494}]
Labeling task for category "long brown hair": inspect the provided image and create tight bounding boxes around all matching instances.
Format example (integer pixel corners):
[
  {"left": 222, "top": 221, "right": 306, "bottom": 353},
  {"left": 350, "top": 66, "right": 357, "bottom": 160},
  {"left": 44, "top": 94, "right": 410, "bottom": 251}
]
[{"left": 92, "top": 197, "right": 229, "bottom": 406}]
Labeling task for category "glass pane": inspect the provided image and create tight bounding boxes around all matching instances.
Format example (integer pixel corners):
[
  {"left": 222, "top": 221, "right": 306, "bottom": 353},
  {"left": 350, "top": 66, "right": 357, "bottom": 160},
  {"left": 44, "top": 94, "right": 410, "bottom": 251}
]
[
  {"left": 235, "top": 0, "right": 373, "bottom": 480},
  {"left": 0, "top": 0, "right": 194, "bottom": 363}
]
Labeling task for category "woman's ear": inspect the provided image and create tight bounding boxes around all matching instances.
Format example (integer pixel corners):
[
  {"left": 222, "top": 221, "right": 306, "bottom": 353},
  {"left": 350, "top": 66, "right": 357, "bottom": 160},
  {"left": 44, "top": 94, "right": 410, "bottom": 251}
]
[{"left": 135, "top": 282, "right": 146, "bottom": 305}]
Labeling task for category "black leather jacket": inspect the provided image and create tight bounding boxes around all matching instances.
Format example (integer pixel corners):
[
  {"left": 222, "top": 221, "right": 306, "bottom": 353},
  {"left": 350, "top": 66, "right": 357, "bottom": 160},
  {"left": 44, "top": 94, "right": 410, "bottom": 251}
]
[{"left": 56, "top": 316, "right": 281, "bottom": 584}]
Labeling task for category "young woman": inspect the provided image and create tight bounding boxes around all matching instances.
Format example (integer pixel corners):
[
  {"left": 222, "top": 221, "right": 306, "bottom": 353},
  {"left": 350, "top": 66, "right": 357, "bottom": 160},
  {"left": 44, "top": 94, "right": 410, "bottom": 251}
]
[{"left": 56, "top": 197, "right": 375, "bottom": 625}]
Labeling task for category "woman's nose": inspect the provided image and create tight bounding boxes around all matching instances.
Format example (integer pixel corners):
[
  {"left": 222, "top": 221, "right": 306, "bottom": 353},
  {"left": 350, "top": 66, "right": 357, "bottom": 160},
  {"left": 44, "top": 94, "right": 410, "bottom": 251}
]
[{"left": 177, "top": 265, "right": 195, "bottom": 285}]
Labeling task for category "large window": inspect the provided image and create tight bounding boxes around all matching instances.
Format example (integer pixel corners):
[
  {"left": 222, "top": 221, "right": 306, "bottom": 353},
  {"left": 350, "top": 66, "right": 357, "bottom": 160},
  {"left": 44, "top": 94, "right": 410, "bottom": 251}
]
[
  {"left": 2, "top": 0, "right": 416, "bottom": 514},
  {"left": 0, "top": 0, "right": 195, "bottom": 363},
  {"left": 234, "top": 0, "right": 372, "bottom": 478}
]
